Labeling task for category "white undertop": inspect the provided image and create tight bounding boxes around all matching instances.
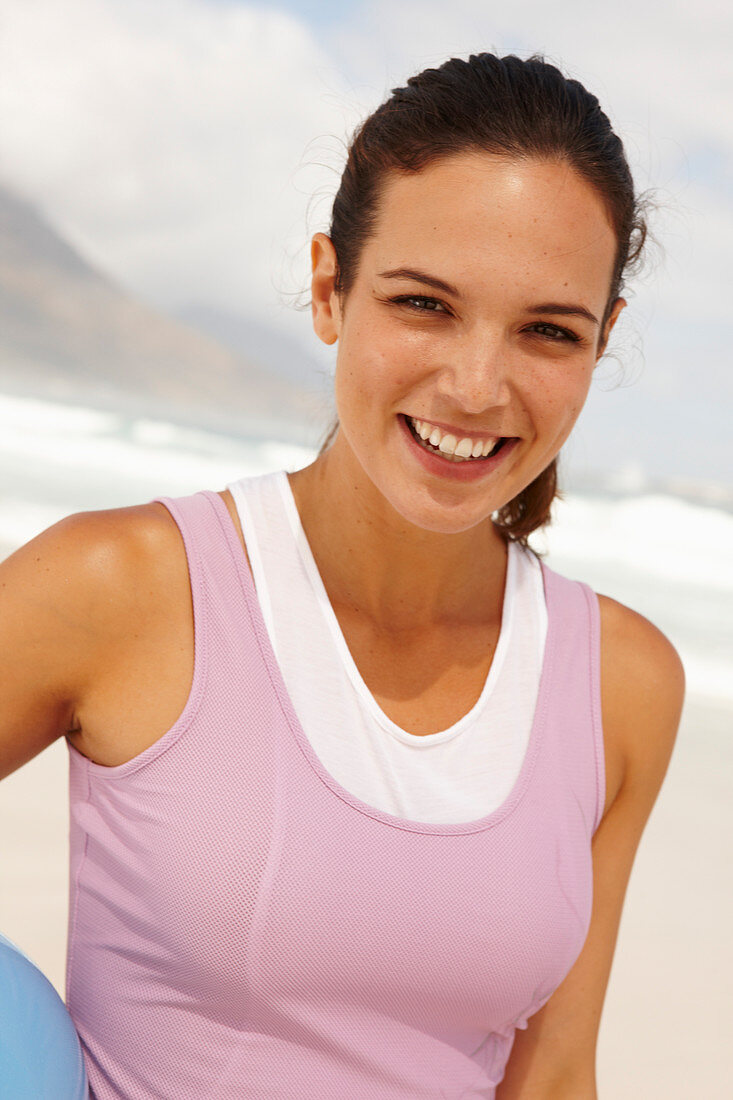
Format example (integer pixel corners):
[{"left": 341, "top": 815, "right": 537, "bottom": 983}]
[{"left": 227, "top": 471, "right": 548, "bottom": 824}]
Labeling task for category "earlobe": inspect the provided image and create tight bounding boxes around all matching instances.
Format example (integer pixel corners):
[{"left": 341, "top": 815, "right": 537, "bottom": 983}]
[
  {"left": 311, "top": 233, "right": 341, "bottom": 346},
  {"left": 596, "top": 297, "right": 626, "bottom": 359}
]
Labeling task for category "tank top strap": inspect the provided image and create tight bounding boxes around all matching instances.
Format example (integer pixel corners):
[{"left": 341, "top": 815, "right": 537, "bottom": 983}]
[
  {"left": 155, "top": 488, "right": 254, "bottom": 604},
  {"left": 153, "top": 488, "right": 266, "bottom": 689},
  {"left": 539, "top": 562, "right": 605, "bottom": 833}
]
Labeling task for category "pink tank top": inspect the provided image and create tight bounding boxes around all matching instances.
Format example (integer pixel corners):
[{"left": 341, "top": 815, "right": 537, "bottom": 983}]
[{"left": 66, "top": 489, "right": 604, "bottom": 1099}]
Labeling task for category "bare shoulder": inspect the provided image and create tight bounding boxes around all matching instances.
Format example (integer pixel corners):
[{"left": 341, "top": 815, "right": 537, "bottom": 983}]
[
  {"left": 0, "top": 502, "right": 188, "bottom": 776},
  {"left": 597, "top": 594, "right": 685, "bottom": 812},
  {"left": 1, "top": 500, "right": 184, "bottom": 604},
  {"left": 597, "top": 594, "right": 686, "bottom": 706}
]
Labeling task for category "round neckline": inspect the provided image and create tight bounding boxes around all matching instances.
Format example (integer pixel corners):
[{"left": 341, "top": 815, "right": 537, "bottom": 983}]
[
  {"left": 218, "top": 481, "right": 556, "bottom": 835},
  {"left": 276, "top": 469, "right": 515, "bottom": 746}
]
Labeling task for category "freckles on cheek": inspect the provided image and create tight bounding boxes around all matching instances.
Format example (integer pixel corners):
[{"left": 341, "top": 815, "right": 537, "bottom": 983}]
[
  {"left": 371, "top": 351, "right": 416, "bottom": 395},
  {"left": 537, "top": 387, "right": 588, "bottom": 443}
]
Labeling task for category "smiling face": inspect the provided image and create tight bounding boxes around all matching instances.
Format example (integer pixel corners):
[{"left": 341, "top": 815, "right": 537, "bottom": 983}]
[{"left": 311, "top": 152, "right": 624, "bottom": 535}]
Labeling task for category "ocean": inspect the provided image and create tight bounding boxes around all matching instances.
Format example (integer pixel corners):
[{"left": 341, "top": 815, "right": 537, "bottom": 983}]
[{"left": 2, "top": 390, "right": 731, "bottom": 708}]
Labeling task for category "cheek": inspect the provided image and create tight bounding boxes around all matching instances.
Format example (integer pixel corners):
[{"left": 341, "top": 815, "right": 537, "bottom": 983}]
[
  {"left": 527, "top": 364, "right": 594, "bottom": 433},
  {"left": 335, "top": 336, "right": 423, "bottom": 416}
]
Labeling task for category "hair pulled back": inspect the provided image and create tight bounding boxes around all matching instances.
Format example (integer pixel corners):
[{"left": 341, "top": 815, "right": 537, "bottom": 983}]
[{"left": 325, "top": 52, "right": 647, "bottom": 544}]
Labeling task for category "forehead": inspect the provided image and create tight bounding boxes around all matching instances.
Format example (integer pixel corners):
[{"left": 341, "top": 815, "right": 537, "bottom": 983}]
[{"left": 363, "top": 153, "right": 618, "bottom": 303}]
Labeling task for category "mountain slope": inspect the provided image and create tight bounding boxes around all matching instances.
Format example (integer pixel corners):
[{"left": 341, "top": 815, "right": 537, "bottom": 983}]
[{"left": 0, "top": 184, "right": 325, "bottom": 441}]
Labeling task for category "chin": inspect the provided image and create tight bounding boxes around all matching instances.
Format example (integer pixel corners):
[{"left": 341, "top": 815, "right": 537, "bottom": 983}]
[{"left": 386, "top": 485, "right": 501, "bottom": 537}]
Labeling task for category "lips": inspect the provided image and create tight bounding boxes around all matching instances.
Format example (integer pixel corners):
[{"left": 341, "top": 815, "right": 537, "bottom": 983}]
[{"left": 405, "top": 415, "right": 507, "bottom": 462}]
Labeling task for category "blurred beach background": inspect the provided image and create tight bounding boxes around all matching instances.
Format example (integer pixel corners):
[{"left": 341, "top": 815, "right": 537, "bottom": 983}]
[{"left": 0, "top": 1, "right": 731, "bottom": 1097}]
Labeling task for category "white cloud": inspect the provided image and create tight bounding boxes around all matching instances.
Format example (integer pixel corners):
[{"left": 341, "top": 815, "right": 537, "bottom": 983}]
[
  {"left": 331, "top": 0, "right": 733, "bottom": 154},
  {"left": 0, "top": 0, "right": 359, "bottom": 322}
]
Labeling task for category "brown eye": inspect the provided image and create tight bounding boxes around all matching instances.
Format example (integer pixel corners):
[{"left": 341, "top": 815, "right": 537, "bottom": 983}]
[
  {"left": 528, "top": 322, "right": 579, "bottom": 342},
  {"left": 393, "top": 295, "right": 448, "bottom": 313}
]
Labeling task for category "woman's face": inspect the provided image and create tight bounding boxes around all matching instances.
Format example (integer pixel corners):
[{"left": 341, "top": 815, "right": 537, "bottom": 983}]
[{"left": 312, "top": 152, "right": 624, "bottom": 535}]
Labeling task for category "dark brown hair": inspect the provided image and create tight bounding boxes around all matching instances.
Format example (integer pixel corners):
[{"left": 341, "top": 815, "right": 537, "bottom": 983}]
[{"left": 322, "top": 52, "right": 648, "bottom": 544}]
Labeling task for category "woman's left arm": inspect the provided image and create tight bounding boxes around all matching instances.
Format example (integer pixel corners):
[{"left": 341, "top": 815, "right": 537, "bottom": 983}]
[{"left": 496, "top": 595, "right": 685, "bottom": 1100}]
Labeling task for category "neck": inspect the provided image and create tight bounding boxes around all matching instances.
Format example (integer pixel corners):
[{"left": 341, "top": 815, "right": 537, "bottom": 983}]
[{"left": 288, "top": 441, "right": 509, "bottom": 632}]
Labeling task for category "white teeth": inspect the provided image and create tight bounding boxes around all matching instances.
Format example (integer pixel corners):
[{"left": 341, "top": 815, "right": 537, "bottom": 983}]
[{"left": 408, "top": 416, "right": 502, "bottom": 462}]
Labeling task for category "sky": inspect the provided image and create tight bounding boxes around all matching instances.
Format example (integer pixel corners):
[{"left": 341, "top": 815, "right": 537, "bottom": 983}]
[{"left": 0, "top": 0, "right": 731, "bottom": 488}]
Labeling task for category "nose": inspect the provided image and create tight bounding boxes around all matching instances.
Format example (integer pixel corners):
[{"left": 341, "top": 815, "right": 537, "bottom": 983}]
[{"left": 434, "top": 328, "right": 513, "bottom": 415}]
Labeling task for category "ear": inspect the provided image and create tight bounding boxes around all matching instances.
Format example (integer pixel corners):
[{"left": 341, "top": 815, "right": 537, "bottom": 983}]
[
  {"left": 311, "top": 233, "right": 341, "bottom": 346},
  {"left": 596, "top": 297, "right": 626, "bottom": 359}
]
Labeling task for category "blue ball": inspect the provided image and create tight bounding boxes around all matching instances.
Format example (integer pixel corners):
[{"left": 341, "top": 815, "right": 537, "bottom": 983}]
[{"left": 0, "top": 933, "right": 88, "bottom": 1099}]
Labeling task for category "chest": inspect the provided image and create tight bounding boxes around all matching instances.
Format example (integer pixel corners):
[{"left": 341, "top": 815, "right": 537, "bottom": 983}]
[
  {"left": 330, "top": 603, "right": 501, "bottom": 734},
  {"left": 70, "top": 690, "right": 594, "bottom": 1042}
]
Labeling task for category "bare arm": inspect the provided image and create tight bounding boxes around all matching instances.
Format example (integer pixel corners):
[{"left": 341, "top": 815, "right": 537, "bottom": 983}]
[
  {"left": 1, "top": 515, "right": 93, "bottom": 778},
  {"left": 496, "top": 596, "right": 684, "bottom": 1099}
]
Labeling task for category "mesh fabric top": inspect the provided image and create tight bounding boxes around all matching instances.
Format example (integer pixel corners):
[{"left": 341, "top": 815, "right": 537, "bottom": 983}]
[{"left": 66, "top": 488, "right": 604, "bottom": 1099}]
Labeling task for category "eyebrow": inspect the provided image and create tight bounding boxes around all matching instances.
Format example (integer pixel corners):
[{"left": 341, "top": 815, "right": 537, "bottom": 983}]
[
  {"left": 526, "top": 303, "right": 599, "bottom": 327},
  {"left": 378, "top": 268, "right": 600, "bottom": 327},
  {"left": 377, "top": 268, "right": 461, "bottom": 298}
]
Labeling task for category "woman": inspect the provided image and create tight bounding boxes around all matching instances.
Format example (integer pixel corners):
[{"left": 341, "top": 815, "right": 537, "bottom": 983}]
[{"left": 1, "top": 54, "right": 683, "bottom": 1098}]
